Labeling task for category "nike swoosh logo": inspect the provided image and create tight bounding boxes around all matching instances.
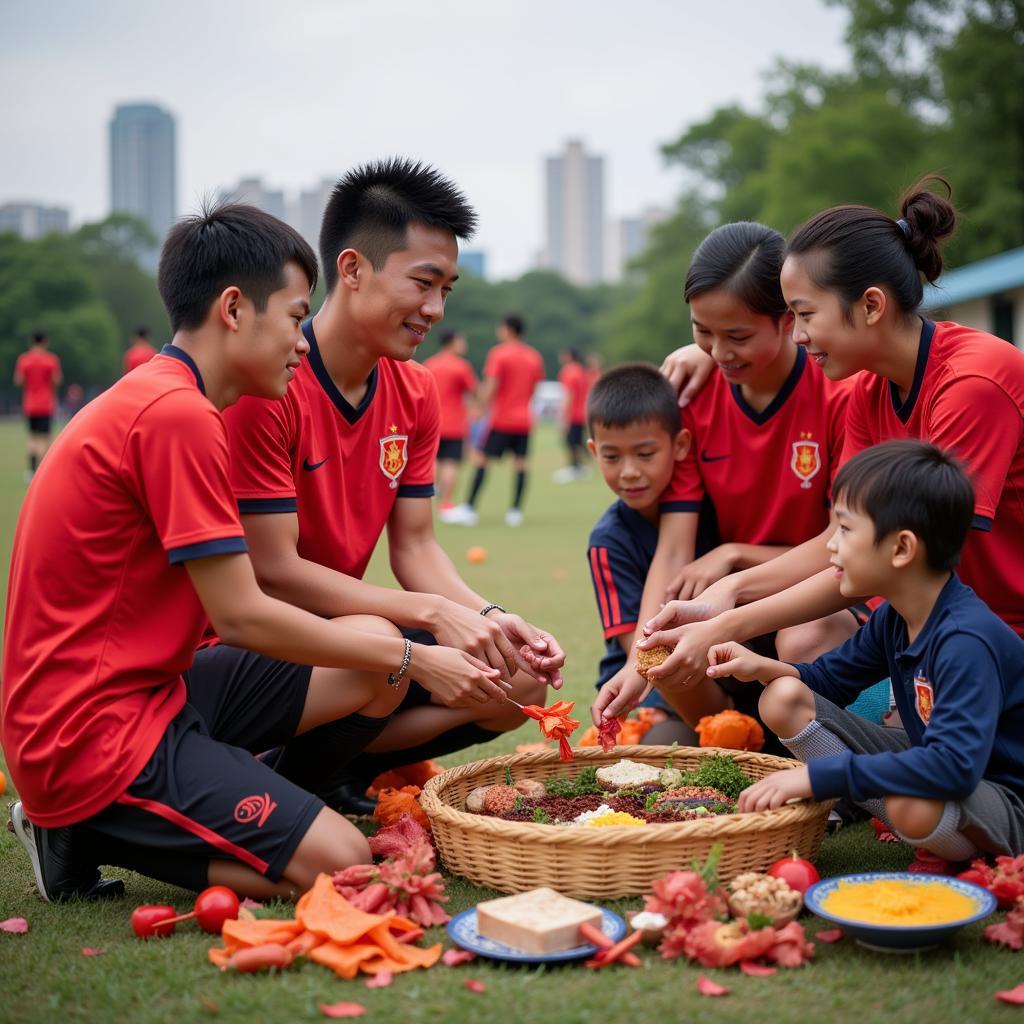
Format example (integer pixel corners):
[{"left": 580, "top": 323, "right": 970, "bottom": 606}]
[
  {"left": 302, "top": 456, "right": 331, "bottom": 472},
  {"left": 700, "top": 452, "right": 729, "bottom": 463}
]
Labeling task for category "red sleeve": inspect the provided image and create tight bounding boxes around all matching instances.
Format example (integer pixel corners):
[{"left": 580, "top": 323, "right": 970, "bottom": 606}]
[
  {"left": 659, "top": 407, "right": 705, "bottom": 509},
  {"left": 223, "top": 393, "right": 298, "bottom": 502},
  {"left": 402, "top": 374, "right": 441, "bottom": 487},
  {"left": 927, "top": 375, "right": 1023, "bottom": 519},
  {"left": 127, "top": 392, "right": 245, "bottom": 557},
  {"left": 463, "top": 361, "right": 478, "bottom": 391},
  {"left": 839, "top": 376, "right": 877, "bottom": 466},
  {"left": 825, "top": 376, "right": 854, "bottom": 487},
  {"left": 483, "top": 347, "right": 502, "bottom": 381}
]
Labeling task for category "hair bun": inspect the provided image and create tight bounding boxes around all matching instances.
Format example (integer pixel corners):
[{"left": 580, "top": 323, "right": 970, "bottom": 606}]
[{"left": 899, "top": 175, "right": 957, "bottom": 283}]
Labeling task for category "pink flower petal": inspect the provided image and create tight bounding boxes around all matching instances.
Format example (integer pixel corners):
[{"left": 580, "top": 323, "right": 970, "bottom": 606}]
[
  {"left": 442, "top": 949, "right": 476, "bottom": 966},
  {"left": 463, "top": 979, "right": 487, "bottom": 993},
  {"left": 816, "top": 928, "right": 844, "bottom": 944},
  {"left": 0, "top": 918, "right": 28, "bottom": 934},
  {"left": 697, "top": 975, "right": 730, "bottom": 997},
  {"left": 81, "top": 948, "right": 106, "bottom": 956},
  {"left": 319, "top": 1003, "right": 366, "bottom": 1018},
  {"left": 996, "top": 985, "right": 1024, "bottom": 1006},
  {"left": 240, "top": 898, "right": 264, "bottom": 910},
  {"left": 739, "top": 960, "right": 777, "bottom": 977},
  {"left": 364, "top": 970, "right": 393, "bottom": 989}
]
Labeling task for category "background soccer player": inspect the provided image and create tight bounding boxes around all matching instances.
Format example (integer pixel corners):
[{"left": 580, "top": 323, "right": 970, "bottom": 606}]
[{"left": 14, "top": 330, "right": 62, "bottom": 481}]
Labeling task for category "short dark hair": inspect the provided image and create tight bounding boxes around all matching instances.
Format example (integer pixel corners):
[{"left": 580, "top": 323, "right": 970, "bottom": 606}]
[
  {"left": 158, "top": 203, "right": 317, "bottom": 333},
  {"left": 685, "top": 222, "right": 788, "bottom": 321},
  {"left": 587, "top": 362, "right": 681, "bottom": 438},
  {"left": 31, "top": 331, "right": 46, "bottom": 344},
  {"left": 502, "top": 314, "right": 525, "bottom": 337},
  {"left": 134, "top": 327, "right": 150, "bottom": 339},
  {"left": 439, "top": 329, "right": 460, "bottom": 347},
  {"left": 832, "top": 439, "right": 974, "bottom": 572},
  {"left": 319, "top": 158, "right": 477, "bottom": 290},
  {"left": 787, "top": 176, "right": 958, "bottom": 321}
]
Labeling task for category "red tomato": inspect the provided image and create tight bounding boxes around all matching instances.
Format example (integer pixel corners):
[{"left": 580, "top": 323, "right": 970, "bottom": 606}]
[
  {"left": 767, "top": 853, "right": 820, "bottom": 894},
  {"left": 130, "top": 905, "right": 177, "bottom": 939},
  {"left": 193, "top": 886, "right": 240, "bottom": 933}
]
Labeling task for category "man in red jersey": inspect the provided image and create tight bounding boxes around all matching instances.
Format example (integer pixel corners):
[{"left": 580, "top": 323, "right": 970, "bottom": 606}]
[
  {"left": 447, "top": 314, "right": 546, "bottom": 527},
  {"left": 553, "top": 347, "right": 591, "bottom": 483},
  {"left": 14, "top": 331, "right": 62, "bottom": 480},
  {"left": 122, "top": 326, "right": 157, "bottom": 375},
  {"left": 3, "top": 203, "right": 500, "bottom": 903},
  {"left": 425, "top": 329, "right": 478, "bottom": 516},
  {"left": 223, "top": 160, "right": 564, "bottom": 815}
]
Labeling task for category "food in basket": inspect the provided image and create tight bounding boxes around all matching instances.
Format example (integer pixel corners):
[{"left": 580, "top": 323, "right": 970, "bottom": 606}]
[
  {"left": 635, "top": 645, "right": 671, "bottom": 679},
  {"left": 727, "top": 872, "right": 803, "bottom": 927},
  {"left": 596, "top": 760, "right": 663, "bottom": 790},
  {"left": 652, "top": 787, "right": 733, "bottom": 814},
  {"left": 475, "top": 888, "right": 603, "bottom": 954},
  {"left": 513, "top": 778, "right": 546, "bottom": 800},
  {"left": 465, "top": 786, "right": 491, "bottom": 814},
  {"left": 586, "top": 811, "right": 647, "bottom": 828},
  {"left": 482, "top": 785, "right": 519, "bottom": 815}
]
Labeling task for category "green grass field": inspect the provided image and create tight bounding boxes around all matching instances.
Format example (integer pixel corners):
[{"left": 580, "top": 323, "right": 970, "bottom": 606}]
[{"left": 0, "top": 419, "right": 1020, "bottom": 1023}]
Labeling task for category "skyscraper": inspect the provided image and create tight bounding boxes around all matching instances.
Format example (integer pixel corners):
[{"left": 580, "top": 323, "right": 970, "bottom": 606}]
[
  {"left": 543, "top": 140, "right": 605, "bottom": 286},
  {"left": 0, "top": 202, "right": 70, "bottom": 239},
  {"left": 109, "top": 103, "right": 176, "bottom": 259}
]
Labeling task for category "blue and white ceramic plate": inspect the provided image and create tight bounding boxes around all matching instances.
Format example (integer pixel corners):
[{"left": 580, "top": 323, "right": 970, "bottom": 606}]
[
  {"left": 805, "top": 872, "right": 996, "bottom": 953},
  {"left": 446, "top": 905, "right": 627, "bottom": 963}
]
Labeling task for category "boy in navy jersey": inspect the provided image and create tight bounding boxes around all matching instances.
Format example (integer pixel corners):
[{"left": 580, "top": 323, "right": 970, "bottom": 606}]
[
  {"left": 585, "top": 364, "right": 701, "bottom": 743},
  {"left": 711, "top": 441, "right": 1024, "bottom": 860}
]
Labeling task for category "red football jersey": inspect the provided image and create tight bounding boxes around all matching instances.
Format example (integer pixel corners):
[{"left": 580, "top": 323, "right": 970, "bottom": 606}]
[
  {"left": 1, "top": 349, "right": 247, "bottom": 827},
  {"left": 558, "top": 361, "right": 589, "bottom": 426},
  {"left": 424, "top": 350, "right": 477, "bottom": 440},
  {"left": 226, "top": 321, "right": 440, "bottom": 579},
  {"left": 123, "top": 340, "right": 157, "bottom": 375},
  {"left": 662, "top": 346, "right": 854, "bottom": 545},
  {"left": 484, "top": 339, "right": 545, "bottom": 433},
  {"left": 842, "top": 319, "right": 1024, "bottom": 635},
  {"left": 16, "top": 348, "right": 61, "bottom": 415}
]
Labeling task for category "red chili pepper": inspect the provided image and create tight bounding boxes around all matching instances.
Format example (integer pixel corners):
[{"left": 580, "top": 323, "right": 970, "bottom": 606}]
[
  {"left": 578, "top": 922, "right": 641, "bottom": 967},
  {"left": 584, "top": 929, "right": 643, "bottom": 969}
]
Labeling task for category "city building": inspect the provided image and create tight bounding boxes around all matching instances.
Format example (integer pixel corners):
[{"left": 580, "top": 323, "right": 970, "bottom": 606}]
[
  {"left": 218, "top": 178, "right": 287, "bottom": 222},
  {"left": 293, "top": 178, "right": 336, "bottom": 252},
  {"left": 109, "top": 103, "right": 176, "bottom": 262},
  {"left": 459, "top": 250, "right": 486, "bottom": 278},
  {"left": 542, "top": 140, "right": 605, "bottom": 286},
  {"left": 607, "top": 206, "right": 669, "bottom": 282},
  {"left": 0, "top": 202, "right": 70, "bottom": 239}
]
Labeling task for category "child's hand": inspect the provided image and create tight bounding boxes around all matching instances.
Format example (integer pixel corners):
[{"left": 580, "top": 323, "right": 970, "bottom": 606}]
[
  {"left": 592, "top": 667, "right": 652, "bottom": 725},
  {"left": 665, "top": 546, "right": 737, "bottom": 602},
  {"left": 706, "top": 642, "right": 773, "bottom": 683},
  {"left": 737, "top": 766, "right": 813, "bottom": 812}
]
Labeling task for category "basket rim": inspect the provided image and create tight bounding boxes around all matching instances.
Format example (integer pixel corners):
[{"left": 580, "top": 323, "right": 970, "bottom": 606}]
[{"left": 421, "top": 744, "right": 831, "bottom": 846}]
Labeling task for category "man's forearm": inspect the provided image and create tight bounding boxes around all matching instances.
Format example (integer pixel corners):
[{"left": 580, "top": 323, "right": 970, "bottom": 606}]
[
  {"left": 391, "top": 542, "right": 488, "bottom": 613},
  {"left": 725, "top": 531, "right": 832, "bottom": 606}
]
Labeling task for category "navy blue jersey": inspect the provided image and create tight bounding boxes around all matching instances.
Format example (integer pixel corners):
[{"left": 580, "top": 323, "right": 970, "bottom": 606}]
[{"left": 794, "top": 574, "right": 1024, "bottom": 803}]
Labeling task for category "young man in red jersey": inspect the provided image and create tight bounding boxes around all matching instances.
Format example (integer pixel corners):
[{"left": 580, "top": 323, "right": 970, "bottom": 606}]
[
  {"left": 447, "top": 314, "right": 546, "bottom": 527},
  {"left": 223, "top": 161, "right": 563, "bottom": 815},
  {"left": 553, "top": 347, "right": 591, "bottom": 483},
  {"left": 123, "top": 326, "right": 157, "bottom": 374},
  {"left": 14, "top": 331, "right": 62, "bottom": 480},
  {"left": 425, "top": 329, "right": 478, "bottom": 516},
  {"left": 2, "top": 203, "right": 501, "bottom": 903}
]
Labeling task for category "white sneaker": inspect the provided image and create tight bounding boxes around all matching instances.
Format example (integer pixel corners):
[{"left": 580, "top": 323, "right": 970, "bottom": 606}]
[
  {"left": 552, "top": 466, "right": 578, "bottom": 484},
  {"left": 505, "top": 508, "right": 524, "bottom": 527},
  {"left": 441, "top": 503, "right": 478, "bottom": 526}
]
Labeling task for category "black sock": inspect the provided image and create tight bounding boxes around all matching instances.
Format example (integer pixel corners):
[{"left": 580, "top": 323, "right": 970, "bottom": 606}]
[
  {"left": 466, "top": 466, "right": 486, "bottom": 507},
  {"left": 29, "top": 453, "right": 38, "bottom": 472},
  {"left": 341, "top": 722, "right": 500, "bottom": 787},
  {"left": 512, "top": 470, "right": 527, "bottom": 509},
  {"left": 272, "top": 712, "right": 394, "bottom": 800}
]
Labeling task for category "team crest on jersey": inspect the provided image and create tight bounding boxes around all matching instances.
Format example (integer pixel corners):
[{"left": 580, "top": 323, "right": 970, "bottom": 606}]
[
  {"left": 791, "top": 432, "right": 821, "bottom": 489},
  {"left": 914, "top": 673, "right": 934, "bottom": 725},
  {"left": 379, "top": 424, "right": 408, "bottom": 488}
]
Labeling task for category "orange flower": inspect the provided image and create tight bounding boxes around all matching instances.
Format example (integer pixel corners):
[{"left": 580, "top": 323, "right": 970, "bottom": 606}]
[
  {"left": 373, "top": 786, "right": 431, "bottom": 833},
  {"left": 694, "top": 709, "right": 764, "bottom": 752},
  {"left": 521, "top": 700, "right": 580, "bottom": 761}
]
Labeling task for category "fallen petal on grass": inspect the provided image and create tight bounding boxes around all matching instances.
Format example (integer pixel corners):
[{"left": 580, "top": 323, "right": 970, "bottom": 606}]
[
  {"left": 81, "top": 948, "right": 106, "bottom": 956},
  {"left": 442, "top": 949, "right": 476, "bottom": 966},
  {"left": 697, "top": 975, "right": 730, "bottom": 997},
  {"left": 0, "top": 918, "right": 28, "bottom": 934},
  {"left": 815, "top": 929, "right": 844, "bottom": 944},
  {"left": 995, "top": 985, "right": 1024, "bottom": 1006},
  {"left": 319, "top": 1003, "right": 366, "bottom": 1018},
  {"left": 365, "top": 970, "right": 393, "bottom": 989},
  {"left": 463, "top": 979, "right": 487, "bottom": 993},
  {"left": 739, "top": 960, "right": 777, "bottom": 977}
]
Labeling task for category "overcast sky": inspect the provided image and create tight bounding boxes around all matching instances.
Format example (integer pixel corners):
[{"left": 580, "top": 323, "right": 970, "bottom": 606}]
[{"left": 1, "top": 0, "right": 850, "bottom": 279}]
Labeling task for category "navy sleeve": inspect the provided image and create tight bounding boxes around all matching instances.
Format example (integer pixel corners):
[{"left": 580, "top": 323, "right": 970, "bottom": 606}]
[
  {"left": 587, "top": 536, "right": 647, "bottom": 640},
  {"left": 809, "top": 633, "right": 1001, "bottom": 802},
  {"left": 791, "top": 605, "right": 891, "bottom": 708}
]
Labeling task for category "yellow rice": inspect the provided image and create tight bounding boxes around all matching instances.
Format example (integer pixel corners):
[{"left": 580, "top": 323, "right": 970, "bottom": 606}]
[{"left": 821, "top": 879, "right": 978, "bottom": 925}]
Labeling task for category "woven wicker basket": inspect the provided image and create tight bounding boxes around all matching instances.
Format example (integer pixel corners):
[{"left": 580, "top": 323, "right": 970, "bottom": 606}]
[{"left": 421, "top": 745, "right": 832, "bottom": 899}]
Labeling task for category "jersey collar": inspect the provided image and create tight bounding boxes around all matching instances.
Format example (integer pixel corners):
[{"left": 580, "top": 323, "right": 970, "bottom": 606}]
[
  {"left": 160, "top": 344, "right": 206, "bottom": 395},
  {"left": 888, "top": 318, "right": 935, "bottom": 424},
  {"left": 302, "top": 319, "right": 379, "bottom": 425},
  {"left": 729, "top": 344, "right": 806, "bottom": 426}
]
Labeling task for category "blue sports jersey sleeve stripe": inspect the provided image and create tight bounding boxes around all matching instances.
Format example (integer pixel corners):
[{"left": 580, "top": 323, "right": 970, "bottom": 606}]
[
  {"left": 397, "top": 484, "right": 435, "bottom": 498},
  {"left": 237, "top": 498, "right": 299, "bottom": 514},
  {"left": 167, "top": 536, "right": 247, "bottom": 564},
  {"left": 972, "top": 513, "right": 993, "bottom": 532},
  {"left": 659, "top": 500, "right": 703, "bottom": 513}
]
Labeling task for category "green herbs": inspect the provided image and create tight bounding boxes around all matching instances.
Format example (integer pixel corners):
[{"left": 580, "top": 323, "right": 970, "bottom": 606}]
[
  {"left": 644, "top": 791, "right": 661, "bottom": 810},
  {"left": 513, "top": 795, "right": 524, "bottom": 811},
  {"left": 532, "top": 807, "right": 551, "bottom": 824},
  {"left": 544, "top": 767, "right": 603, "bottom": 798},
  {"left": 690, "top": 843, "right": 723, "bottom": 890},
  {"left": 504, "top": 766, "right": 514, "bottom": 786},
  {"left": 746, "top": 912, "right": 773, "bottom": 931},
  {"left": 680, "top": 754, "right": 752, "bottom": 801}
]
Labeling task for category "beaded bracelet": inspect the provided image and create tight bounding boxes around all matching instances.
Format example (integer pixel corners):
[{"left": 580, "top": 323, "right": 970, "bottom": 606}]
[
  {"left": 479, "top": 603, "right": 506, "bottom": 618},
  {"left": 388, "top": 637, "right": 413, "bottom": 689}
]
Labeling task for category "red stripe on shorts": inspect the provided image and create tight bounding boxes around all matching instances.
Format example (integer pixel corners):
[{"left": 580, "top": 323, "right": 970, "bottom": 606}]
[{"left": 116, "top": 792, "right": 270, "bottom": 874}]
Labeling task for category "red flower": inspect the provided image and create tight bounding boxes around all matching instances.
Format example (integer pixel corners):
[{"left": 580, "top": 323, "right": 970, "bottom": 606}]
[
  {"left": 683, "top": 921, "right": 777, "bottom": 968},
  {"left": 598, "top": 717, "right": 622, "bottom": 753},
  {"left": 521, "top": 700, "right": 580, "bottom": 760},
  {"left": 984, "top": 895, "right": 1024, "bottom": 950},
  {"left": 764, "top": 921, "right": 815, "bottom": 968},
  {"left": 958, "top": 854, "right": 1024, "bottom": 909},
  {"left": 367, "top": 813, "right": 432, "bottom": 860}
]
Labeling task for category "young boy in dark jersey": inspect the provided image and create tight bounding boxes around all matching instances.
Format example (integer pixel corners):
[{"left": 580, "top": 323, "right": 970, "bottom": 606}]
[
  {"left": 716, "top": 441, "right": 1024, "bottom": 861},
  {"left": 222, "top": 161, "right": 563, "bottom": 814},
  {"left": 2, "top": 204, "right": 500, "bottom": 902}
]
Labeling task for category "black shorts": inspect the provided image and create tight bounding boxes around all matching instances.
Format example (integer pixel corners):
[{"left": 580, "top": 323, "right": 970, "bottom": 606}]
[
  {"left": 79, "top": 645, "right": 323, "bottom": 891},
  {"left": 26, "top": 414, "right": 51, "bottom": 435},
  {"left": 437, "top": 437, "right": 465, "bottom": 462},
  {"left": 483, "top": 429, "right": 530, "bottom": 458},
  {"left": 565, "top": 423, "right": 585, "bottom": 448}
]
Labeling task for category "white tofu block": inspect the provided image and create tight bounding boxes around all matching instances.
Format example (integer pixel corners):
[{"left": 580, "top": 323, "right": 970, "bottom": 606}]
[{"left": 475, "top": 887, "right": 603, "bottom": 954}]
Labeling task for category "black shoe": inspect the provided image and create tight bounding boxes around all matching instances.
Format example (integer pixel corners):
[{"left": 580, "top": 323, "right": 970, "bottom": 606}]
[
  {"left": 9, "top": 801, "right": 125, "bottom": 902},
  {"left": 323, "top": 782, "right": 378, "bottom": 818}
]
